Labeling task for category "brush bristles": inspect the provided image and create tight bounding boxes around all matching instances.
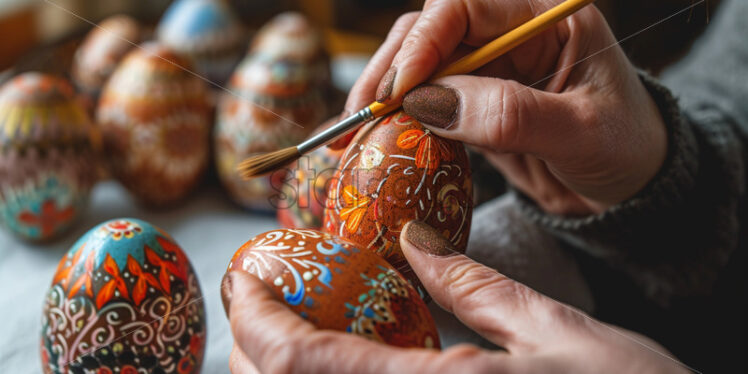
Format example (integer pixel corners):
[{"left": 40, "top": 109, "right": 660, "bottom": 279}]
[{"left": 238, "top": 147, "right": 300, "bottom": 180}]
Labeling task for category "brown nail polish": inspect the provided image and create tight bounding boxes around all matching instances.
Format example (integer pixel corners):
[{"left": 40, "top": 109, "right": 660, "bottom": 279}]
[
  {"left": 402, "top": 221, "right": 458, "bottom": 257},
  {"left": 402, "top": 84, "right": 459, "bottom": 129},
  {"left": 220, "top": 272, "right": 234, "bottom": 318},
  {"left": 376, "top": 66, "right": 397, "bottom": 103}
]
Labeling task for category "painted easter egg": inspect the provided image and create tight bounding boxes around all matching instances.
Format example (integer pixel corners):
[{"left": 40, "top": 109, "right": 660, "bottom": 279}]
[
  {"left": 72, "top": 15, "right": 140, "bottom": 113},
  {"left": 250, "top": 12, "right": 330, "bottom": 88},
  {"left": 0, "top": 73, "right": 99, "bottom": 241},
  {"left": 226, "top": 228, "right": 440, "bottom": 348},
  {"left": 323, "top": 110, "right": 473, "bottom": 297},
  {"left": 40, "top": 218, "right": 206, "bottom": 374},
  {"left": 214, "top": 19, "right": 329, "bottom": 211},
  {"left": 157, "top": 0, "right": 245, "bottom": 84},
  {"left": 97, "top": 42, "right": 211, "bottom": 207},
  {"left": 277, "top": 146, "right": 342, "bottom": 230}
]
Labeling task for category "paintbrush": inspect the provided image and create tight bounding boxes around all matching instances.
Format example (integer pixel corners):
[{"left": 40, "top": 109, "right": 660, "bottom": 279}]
[{"left": 238, "top": 0, "right": 596, "bottom": 179}]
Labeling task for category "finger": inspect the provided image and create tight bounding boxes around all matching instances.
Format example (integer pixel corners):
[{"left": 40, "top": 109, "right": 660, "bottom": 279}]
[
  {"left": 226, "top": 271, "right": 506, "bottom": 374},
  {"left": 378, "top": 0, "right": 559, "bottom": 103},
  {"left": 400, "top": 221, "right": 568, "bottom": 352},
  {"left": 344, "top": 12, "right": 420, "bottom": 114},
  {"left": 401, "top": 75, "right": 578, "bottom": 159},
  {"left": 229, "top": 344, "right": 261, "bottom": 374}
]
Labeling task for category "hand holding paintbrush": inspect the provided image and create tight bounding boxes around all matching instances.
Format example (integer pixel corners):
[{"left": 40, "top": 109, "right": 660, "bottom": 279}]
[{"left": 237, "top": 0, "right": 597, "bottom": 179}]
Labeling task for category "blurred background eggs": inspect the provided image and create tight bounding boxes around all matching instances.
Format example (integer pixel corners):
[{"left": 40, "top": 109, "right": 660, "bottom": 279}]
[
  {"left": 0, "top": 72, "right": 99, "bottom": 242},
  {"left": 214, "top": 12, "right": 330, "bottom": 212},
  {"left": 157, "top": 0, "right": 246, "bottom": 85},
  {"left": 71, "top": 15, "right": 141, "bottom": 114},
  {"left": 97, "top": 42, "right": 211, "bottom": 207},
  {"left": 277, "top": 146, "right": 342, "bottom": 230}
]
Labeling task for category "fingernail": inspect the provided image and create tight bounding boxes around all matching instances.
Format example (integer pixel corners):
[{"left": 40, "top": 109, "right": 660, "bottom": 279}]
[
  {"left": 221, "top": 272, "right": 234, "bottom": 318},
  {"left": 376, "top": 66, "right": 397, "bottom": 103},
  {"left": 402, "top": 221, "right": 457, "bottom": 257},
  {"left": 402, "top": 84, "right": 459, "bottom": 129}
]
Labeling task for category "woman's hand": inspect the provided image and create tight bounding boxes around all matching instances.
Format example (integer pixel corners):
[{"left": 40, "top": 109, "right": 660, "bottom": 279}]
[
  {"left": 336, "top": 0, "right": 667, "bottom": 215},
  {"left": 222, "top": 221, "right": 689, "bottom": 374}
]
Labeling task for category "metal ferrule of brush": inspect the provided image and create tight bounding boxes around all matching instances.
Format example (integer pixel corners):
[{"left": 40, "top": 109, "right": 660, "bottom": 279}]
[{"left": 296, "top": 107, "right": 374, "bottom": 154}]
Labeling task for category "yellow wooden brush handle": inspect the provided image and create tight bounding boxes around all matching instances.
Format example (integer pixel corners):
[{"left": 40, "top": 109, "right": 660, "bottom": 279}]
[{"left": 368, "top": 0, "right": 595, "bottom": 118}]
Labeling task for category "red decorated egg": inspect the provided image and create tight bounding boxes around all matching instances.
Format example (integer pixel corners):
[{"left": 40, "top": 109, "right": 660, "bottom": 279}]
[
  {"left": 226, "top": 228, "right": 440, "bottom": 348},
  {"left": 277, "top": 146, "right": 342, "bottom": 230},
  {"left": 324, "top": 110, "right": 473, "bottom": 296},
  {"left": 72, "top": 15, "right": 140, "bottom": 112},
  {"left": 40, "top": 218, "right": 206, "bottom": 374},
  {"left": 0, "top": 73, "right": 99, "bottom": 241},
  {"left": 97, "top": 42, "right": 211, "bottom": 207},
  {"left": 214, "top": 13, "right": 328, "bottom": 212}
]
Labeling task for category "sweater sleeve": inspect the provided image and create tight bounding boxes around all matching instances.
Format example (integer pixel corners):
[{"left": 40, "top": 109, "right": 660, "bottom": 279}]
[{"left": 514, "top": 0, "right": 748, "bottom": 307}]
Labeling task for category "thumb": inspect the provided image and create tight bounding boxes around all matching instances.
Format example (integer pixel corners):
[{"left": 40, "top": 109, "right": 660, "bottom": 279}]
[
  {"left": 400, "top": 220, "right": 565, "bottom": 353},
  {"left": 402, "top": 75, "right": 578, "bottom": 158}
]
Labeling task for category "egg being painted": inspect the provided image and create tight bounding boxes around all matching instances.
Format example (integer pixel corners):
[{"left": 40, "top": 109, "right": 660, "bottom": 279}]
[
  {"left": 40, "top": 218, "right": 206, "bottom": 374},
  {"left": 97, "top": 42, "right": 211, "bottom": 207},
  {"left": 72, "top": 15, "right": 140, "bottom": 113},
  {"left": 323, "top": 110, "right": 473, "bottom": 297},
  {"left": 226, "top": 228, "right": 440, "bottom": 349},
  {"left": 0, "top": 73, "right": 99, "bottom": 241},
  {"left": 157, "top": 0, "right": 245, "bottom": 84},
  {"left": 277, "top": 146, "right": 342, "bottom": 230}
]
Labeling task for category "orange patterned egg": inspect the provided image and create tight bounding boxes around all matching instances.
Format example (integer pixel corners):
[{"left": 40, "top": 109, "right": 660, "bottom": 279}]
[
  {"left": 97, "top": 42, "right": 211, "bottom": 207},
  {"left": 323, "top": 110, "right": 473, "bottom": 297},
  {"left": 226, "top": 228, "right": 440, "bottom": 349}
]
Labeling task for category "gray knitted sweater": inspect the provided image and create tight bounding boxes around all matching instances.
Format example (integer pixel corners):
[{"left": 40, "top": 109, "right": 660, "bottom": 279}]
[{"left": 514, "top": 0, "right": 746, "bottom": 371}]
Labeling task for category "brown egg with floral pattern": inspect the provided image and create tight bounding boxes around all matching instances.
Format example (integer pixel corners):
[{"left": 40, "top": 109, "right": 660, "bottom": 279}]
[
  {"left": 226, "top": 228, "right": 440, "bottom": 349},
  {"left": 323, "top": 110, "right": 473, "bottom": 298},
  {"left": 97, "top": 42, "right": 211, "bottom": 207}
]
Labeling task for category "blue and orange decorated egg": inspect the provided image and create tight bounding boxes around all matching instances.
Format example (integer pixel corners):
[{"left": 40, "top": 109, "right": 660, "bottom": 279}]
[
  {"left": 157, "top": 0, "right": 245, "bottom": 84},
  {"left": 226, "top": 228, "right": 440, "bottom": 349},
  {"left": 0, "top": 73, "right": 99, "bottom": 241},
  {"left": 97, "top": 42, "right": 211, "bottom": 207},
  {"left": 323, "top": 110, "right": 473, "bottom": 298},
  {"left": 277, "top": 146, "right": 343, "bottom": 230},
  {"left": 41, "top": 218, "right": 206, "bottom": 374},
  {"left": 214, "top": 14, "right": 328, "bottom": 212},
  {"left": 72, "top": 15, "right": 141, "bottom": 113}
]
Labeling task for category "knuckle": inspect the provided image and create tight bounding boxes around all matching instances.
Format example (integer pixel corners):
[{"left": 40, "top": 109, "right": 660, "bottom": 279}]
[
  {"left": 444, "top": 259, "right": 507, "bottom": 303},
  {"left": 258, "top": 337, "right": 300, "bottom": 374},
  {"left": 393, "top": 12, "right": 419, "bottom": 31}
]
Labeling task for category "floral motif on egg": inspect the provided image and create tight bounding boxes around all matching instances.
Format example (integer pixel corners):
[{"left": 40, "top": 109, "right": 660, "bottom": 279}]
[
  {"left": 0, "top": 73, "right": 99, "bottom": 241},
  {"left": 97, "top": 42, "right": 210, "bottom": 207},
  {"left": 228, "top": 229, "right": 439, "bottom": 348},
  {"left": 324, "top": 111, "right": 473, "bottom": 297},
  {"left": 41, "top": 218, "right": 206, "bottom": 374}
]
